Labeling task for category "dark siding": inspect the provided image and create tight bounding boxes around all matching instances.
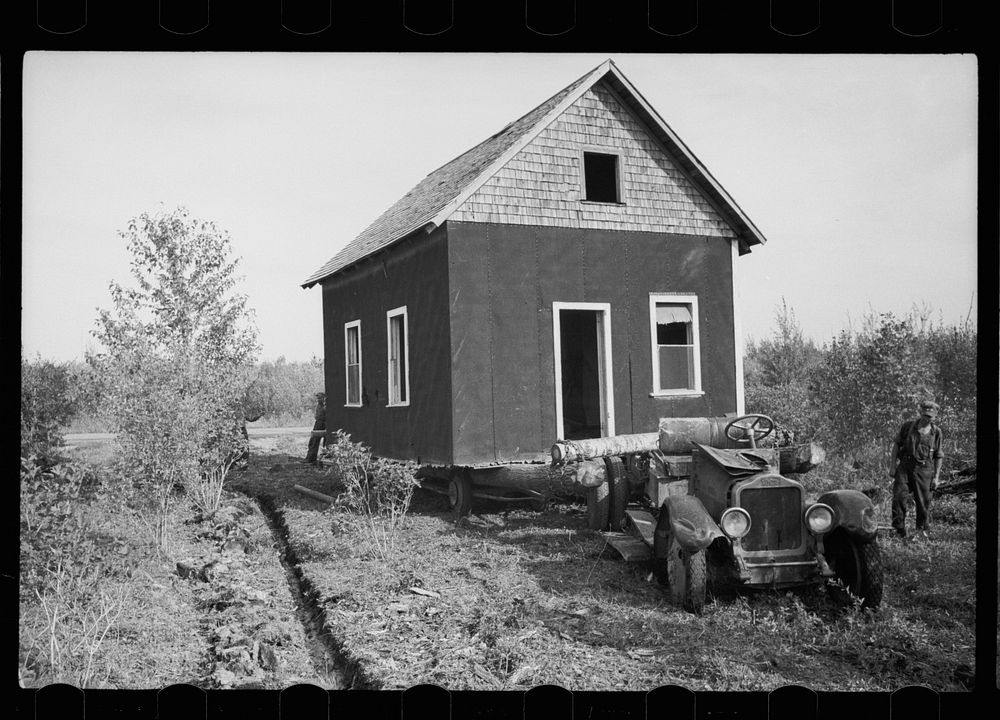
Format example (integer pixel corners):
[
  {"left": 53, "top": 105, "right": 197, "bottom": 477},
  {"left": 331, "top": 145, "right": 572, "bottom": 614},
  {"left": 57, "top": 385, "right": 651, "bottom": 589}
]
[
  {"left": 483, "top": 225, "right": 542, "bottom": 463},
  {"left": 445, "top": 226, "right": 495, "bottom": 464},
  {"left": 319, "top": 228, "right": 452, "bottom": 464},
  {"left": 447, "top": 222, "right": 738, "bottom": 464}
]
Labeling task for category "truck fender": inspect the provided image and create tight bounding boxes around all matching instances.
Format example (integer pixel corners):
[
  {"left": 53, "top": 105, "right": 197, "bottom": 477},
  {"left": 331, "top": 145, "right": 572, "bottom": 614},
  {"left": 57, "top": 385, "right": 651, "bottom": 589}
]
[
  {"left": 817, "top": 489, "right": 878, "bottom": 543},
  {"left": 660, "top": 495, "right": 724, "bottom": 553}
]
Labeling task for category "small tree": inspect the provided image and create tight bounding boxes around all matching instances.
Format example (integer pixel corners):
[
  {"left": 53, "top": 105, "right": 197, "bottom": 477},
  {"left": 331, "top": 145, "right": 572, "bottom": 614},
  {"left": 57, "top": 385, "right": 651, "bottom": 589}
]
[
  {"left": 89, "top": 207, "right": 259, "bottom": 550},
  {"left": 749, "top": 299, "right": 821, "bottom": 387},
  {"left": 744, "top": 300, "right": 823, "bottom": 439}
]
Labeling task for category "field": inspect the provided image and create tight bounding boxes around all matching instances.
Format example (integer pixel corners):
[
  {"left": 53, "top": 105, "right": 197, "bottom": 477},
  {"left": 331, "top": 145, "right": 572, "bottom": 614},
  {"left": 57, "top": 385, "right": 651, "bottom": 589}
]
[{"left": 21, "top": 430, "right": 976, "bottom": 694}]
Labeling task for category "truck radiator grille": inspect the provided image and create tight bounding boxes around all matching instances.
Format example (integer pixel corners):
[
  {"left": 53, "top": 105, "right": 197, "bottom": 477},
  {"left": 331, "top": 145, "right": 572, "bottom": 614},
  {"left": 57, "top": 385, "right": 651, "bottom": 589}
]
[{"left": 739, "top": 487, "right": 802, "bottom": 551}]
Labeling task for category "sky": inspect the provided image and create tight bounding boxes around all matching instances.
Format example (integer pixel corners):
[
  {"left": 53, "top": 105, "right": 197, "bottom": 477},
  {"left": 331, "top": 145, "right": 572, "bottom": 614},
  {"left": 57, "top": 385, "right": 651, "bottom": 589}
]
[{"left": 21, "top": 52, "right": 978, "bottom": 363}]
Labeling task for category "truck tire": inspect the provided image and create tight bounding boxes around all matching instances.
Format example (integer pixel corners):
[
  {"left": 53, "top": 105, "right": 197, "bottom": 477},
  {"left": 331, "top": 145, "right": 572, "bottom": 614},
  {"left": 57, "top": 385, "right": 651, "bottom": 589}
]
[
  {"left": 605, "top": 456, "right": 629, "bottom": 531},
  {"left": 654, "top": 508, "right": 708, "bottom": 614},
  {"left": 586, "top": 480, "right": 610, "bottom": 531},
  {"left": 652, "top": 509, "right": 686, "bottom": 607},
  {"left": 683, "top": 549, "right": 707, "bottom": 614},
  {"left": 448, "top": 471, "right": 474, "bottom": 519},
  {"left": 825, "top": 530, "right": 883, "bottom": 610}
]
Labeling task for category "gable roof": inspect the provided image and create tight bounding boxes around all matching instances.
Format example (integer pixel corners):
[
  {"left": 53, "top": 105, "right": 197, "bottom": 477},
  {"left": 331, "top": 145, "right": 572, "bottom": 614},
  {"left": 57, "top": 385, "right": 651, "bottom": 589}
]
[{"left": 302, "top": 60, "right": 767, "bottom": 289}]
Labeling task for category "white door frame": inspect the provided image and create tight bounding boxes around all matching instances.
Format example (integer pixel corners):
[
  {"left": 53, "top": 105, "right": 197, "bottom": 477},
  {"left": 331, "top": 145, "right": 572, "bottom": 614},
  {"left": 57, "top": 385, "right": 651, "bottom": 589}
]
[{"left": 552, "top": 301, "right": 615, "bottom": 441}]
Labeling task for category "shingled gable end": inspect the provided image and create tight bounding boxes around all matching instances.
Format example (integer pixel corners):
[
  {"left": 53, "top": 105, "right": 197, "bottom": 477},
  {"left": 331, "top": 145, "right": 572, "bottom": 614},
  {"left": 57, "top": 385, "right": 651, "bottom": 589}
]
[{"left": 304, "top": 59, "right": 768, "bottom": 472}]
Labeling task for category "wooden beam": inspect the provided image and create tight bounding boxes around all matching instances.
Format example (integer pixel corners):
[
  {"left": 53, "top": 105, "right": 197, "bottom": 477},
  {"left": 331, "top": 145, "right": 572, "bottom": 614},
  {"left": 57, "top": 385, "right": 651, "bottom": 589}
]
[{"left": 293, "top": 484, "right": 335, "bottom": 504}]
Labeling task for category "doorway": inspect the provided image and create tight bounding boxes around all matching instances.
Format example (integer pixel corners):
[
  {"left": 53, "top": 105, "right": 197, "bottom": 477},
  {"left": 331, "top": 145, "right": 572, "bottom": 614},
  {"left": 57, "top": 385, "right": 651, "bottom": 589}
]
[{"left": 553, "top": 303, "right": 614, "bottom": 441}]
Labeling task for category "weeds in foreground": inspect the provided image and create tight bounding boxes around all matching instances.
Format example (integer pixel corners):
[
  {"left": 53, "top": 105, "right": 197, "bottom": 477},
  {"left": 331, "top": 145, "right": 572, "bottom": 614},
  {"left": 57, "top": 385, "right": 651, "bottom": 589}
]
[
  {"left": 189, "top": 456, "right": 238, "bottom": 518},
  {"left": 25, "top": 564, "right": 132, "bottom": 688},
  {"left": 321, "top": 431, "right": 420, "bottom": 562},
  {"left": 20, "top": 454, "right": 142, "bottom": 688}
]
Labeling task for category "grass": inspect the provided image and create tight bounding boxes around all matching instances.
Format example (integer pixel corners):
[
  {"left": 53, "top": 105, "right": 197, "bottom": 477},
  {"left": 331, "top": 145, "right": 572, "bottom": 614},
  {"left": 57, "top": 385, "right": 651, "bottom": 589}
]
[
  {"left": 20, "top": 438, "right": 323, "bottom": 689},
  {"left": 23, "top": 432, "right": 975, "bottom": 691},
  {"left": 232, "top": 441, "right": 976, "bottom": 692}
]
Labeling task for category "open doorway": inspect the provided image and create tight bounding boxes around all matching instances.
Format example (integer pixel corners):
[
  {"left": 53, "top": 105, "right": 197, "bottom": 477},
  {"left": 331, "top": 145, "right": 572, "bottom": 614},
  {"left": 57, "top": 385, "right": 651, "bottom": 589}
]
[{"left": 553, "top": 303, "right": 614, "bottom": 441}]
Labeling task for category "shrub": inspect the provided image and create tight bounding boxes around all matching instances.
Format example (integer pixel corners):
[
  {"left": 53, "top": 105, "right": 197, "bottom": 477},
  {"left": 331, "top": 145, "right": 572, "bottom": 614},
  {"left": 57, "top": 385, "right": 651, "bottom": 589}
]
[
  {"left": 321, "top": 431, "right": 420, "bottom": 562},
  {"left": 746, "top": 302, "right": 976, "bottom": 484},
  {"left": 21, "top": 356, "right": 84, "bottom": 461},
  {"left": 89, "top": 207, "right": 259, "bottom": 551},
  {"left": 923, "top": 318, "right": 976, "bottom": 469},
  {"left": 810, "top": 313, "right": 936, "bottom": 460}
]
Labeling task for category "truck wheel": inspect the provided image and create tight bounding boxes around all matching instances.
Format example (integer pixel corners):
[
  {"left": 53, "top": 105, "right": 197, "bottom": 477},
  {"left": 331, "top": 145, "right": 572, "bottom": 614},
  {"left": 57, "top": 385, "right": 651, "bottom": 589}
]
[
  {"left": 448, "top": 471, "right": 474, "bottom": 518},
  {"left": 683, "top": 549, "right": 707, "bottom": 614},
  {"left": 586, "top": 480, "right": 610, "bottom": 530},
  {"left": 825, "top": 530, "right": 883, "bottom": 609},
  {"left": 652, "top": 509, "right": 686, "bottom": 607},
  {"left": 605, "top": 456, "right": 629, "bottom": 531}
]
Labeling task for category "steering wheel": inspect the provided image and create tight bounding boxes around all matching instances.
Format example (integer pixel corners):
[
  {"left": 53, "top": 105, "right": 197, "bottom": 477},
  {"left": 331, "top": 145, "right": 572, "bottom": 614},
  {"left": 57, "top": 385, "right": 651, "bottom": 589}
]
[{"left": 724, "top": 414, "right": 775, "bottom": 449}]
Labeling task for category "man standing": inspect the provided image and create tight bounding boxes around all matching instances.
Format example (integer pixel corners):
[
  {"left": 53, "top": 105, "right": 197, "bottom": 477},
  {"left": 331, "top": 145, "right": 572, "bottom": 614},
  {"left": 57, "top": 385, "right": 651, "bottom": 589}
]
[
  {"left": 889, "top": 400, "right": 944, "bottom": 538},
  {"left": 302, "top": 392, "right": 327, "bottom": 465}
]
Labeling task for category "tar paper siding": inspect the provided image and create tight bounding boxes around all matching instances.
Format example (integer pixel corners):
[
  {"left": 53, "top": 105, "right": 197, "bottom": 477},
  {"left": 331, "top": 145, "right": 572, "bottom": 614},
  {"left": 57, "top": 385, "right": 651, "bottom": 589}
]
[
  {"left": 450, "top": 82, "right": 738, "bottom": 239},
  {"left": 446, "top": 221, "right": 738, "bottom": 465},
  {"left": 319, "top": 227, "right": 453, "bottom": 465}
]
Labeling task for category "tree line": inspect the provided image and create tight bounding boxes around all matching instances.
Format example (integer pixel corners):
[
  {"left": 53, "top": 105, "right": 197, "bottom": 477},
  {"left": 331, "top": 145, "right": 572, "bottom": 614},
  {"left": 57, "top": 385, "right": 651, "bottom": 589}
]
[
  {"left": 744, "top": 299, "right": 977, "bottom": 473},
  {"left": 22, "top": 355, "right": 324, "bottom": 441}
]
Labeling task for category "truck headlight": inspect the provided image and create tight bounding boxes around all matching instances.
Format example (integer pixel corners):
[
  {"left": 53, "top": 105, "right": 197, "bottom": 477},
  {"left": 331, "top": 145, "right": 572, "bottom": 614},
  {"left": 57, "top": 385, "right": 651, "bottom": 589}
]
[
  {"left": 804, "top": 503, "right": 834, "bottom": 534},
  {"left": 720, "top": 507, "right": 751, "bottom": 539}
]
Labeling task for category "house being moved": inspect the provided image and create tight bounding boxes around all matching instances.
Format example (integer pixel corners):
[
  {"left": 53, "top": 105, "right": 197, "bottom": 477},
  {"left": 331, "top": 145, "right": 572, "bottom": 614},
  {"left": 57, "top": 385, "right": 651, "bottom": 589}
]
[{"left": 302, "top": 59, "right": 766, "bottom": 471}]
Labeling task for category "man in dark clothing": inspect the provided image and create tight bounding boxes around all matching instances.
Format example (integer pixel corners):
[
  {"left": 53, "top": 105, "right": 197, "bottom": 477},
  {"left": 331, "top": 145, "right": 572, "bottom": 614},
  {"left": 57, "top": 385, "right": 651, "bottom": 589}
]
[
  {"left": 889, "top": 400, "right": 944, "bottom": 538},
  {"left": 303, "top": 392, "right": 327, "bottom": 464}
]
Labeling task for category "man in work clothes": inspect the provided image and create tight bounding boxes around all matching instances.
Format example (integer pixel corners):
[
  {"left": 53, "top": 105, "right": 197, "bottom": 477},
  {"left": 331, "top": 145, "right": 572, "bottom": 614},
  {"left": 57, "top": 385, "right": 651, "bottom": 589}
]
[
  {"left": 302, "top": 392, "right": 327, "bottom": 464},
  {"left": 889, "top": 400, "right": 944, "bottom": 538}
]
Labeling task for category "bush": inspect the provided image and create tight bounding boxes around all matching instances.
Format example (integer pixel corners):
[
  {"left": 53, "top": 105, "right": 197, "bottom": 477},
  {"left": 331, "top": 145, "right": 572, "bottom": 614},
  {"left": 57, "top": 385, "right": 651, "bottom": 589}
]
[
  {"left": 21, "top": 356, "right": 84, "bottom": 461},
  {"left": 321, "top": 431, "right": 420, "bottom": 562},
  {"left": 745, "top": 302, "right": 976, "bottom": 481},
  {"left": 812, "top": 313, "right": 937, "bottom": 459},
  {"left": 924, "top": 318, "right": 976, "bottom": 468}
]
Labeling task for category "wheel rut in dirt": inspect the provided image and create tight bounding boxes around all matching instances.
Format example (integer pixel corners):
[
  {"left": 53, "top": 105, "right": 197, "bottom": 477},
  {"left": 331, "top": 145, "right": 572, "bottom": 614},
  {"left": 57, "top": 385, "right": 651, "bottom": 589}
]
[{"left": 249, "top": 492, "right": 377, "bottom": 690}]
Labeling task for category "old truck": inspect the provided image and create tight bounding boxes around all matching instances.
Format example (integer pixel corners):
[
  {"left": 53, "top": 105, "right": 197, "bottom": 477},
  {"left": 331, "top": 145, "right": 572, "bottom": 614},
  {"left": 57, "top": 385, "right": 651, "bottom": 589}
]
[{"left": 551, "top": 414, "right": 883, "bottom": 613}]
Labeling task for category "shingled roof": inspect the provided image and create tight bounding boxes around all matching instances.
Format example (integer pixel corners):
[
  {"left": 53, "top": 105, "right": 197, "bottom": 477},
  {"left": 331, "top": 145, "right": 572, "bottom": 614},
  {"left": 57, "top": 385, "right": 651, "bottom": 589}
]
[{"left": 302, "top": 60, "right": 766, "bottom": 288}]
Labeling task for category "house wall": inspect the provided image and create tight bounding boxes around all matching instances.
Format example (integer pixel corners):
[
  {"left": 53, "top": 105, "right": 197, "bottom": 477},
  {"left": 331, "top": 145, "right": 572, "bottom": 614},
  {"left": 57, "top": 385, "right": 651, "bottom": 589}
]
[
  {"left": 319, "top": 227, "right": 453, "bottom": 465},
  {"left": 447, "top": 221, "right": 738, "bottom": 466},
  {"left": 450, "top": 81, "right": 738, "bottom": 239}
]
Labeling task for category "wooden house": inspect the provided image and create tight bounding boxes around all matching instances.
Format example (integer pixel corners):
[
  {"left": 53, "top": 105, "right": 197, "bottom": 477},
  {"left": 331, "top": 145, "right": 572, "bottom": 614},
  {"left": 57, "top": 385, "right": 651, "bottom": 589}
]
[{"left": 302, "top": 59, "right": 767, "bottom": 473}]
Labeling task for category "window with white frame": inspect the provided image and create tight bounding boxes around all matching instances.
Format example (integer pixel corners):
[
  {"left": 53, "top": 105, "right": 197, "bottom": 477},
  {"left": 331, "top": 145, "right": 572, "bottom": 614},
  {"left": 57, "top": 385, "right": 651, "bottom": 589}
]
[
  {"left": 344, "top": 320, "right": 362, "bottom": 407},
  {"left": 386, "top": 306, "right": 409, "bottom": 406},
  {"left": 649, "top": 294, "right": 702, "bottom": 395}
]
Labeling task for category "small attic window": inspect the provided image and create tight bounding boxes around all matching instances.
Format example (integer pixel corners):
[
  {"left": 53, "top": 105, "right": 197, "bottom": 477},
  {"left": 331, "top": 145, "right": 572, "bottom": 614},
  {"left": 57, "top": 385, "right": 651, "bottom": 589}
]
[{"left": 583, "top": 151, "right": 621, "bottom": 203}]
